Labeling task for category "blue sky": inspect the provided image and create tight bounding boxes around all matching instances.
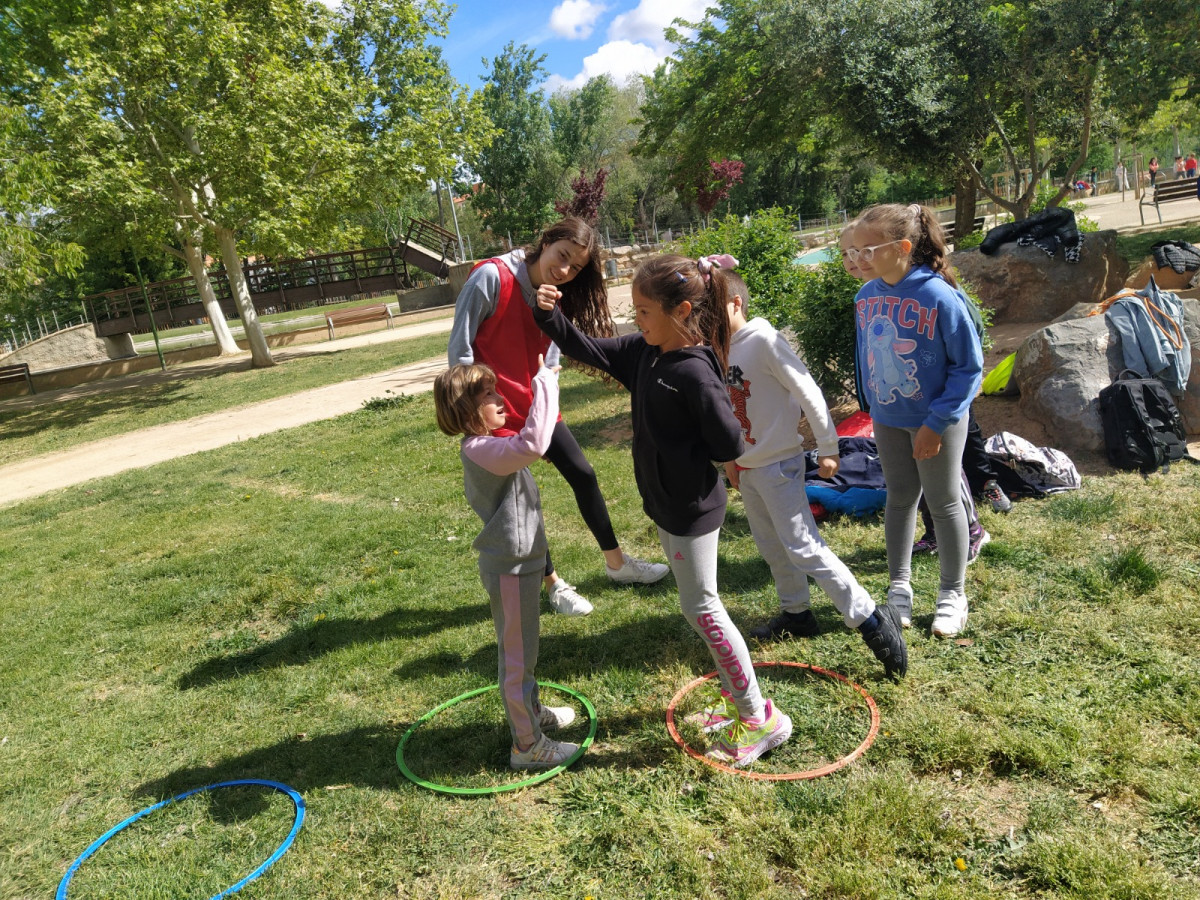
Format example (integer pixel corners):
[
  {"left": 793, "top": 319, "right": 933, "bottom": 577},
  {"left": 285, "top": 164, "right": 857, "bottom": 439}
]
[{"left": 434, "top": 0, "right": 712, "bottom": 93}]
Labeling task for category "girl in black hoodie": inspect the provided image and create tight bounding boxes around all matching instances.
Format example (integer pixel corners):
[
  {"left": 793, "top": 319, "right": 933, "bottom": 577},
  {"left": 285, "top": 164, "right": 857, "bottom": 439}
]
[{"left": 534, "top": 254, "right": 792, "bottom": 768}]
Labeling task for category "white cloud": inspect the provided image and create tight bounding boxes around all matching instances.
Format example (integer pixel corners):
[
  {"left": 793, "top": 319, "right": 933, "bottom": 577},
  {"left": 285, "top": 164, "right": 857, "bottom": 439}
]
[
  {"left": 544, "top": 39, "right": 661, "bottom": 94},
  {"left": 549, "top": 0, "right": 608, "bottom": 40},
  {"left": 607, "top": 0, "right": 711, "bottom": 53}
]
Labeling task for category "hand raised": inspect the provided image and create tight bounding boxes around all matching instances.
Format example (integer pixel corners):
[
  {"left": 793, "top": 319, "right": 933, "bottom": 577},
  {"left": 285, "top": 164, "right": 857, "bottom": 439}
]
[{"left": 536, "top": 283, "right": 562, "bottom": 311}]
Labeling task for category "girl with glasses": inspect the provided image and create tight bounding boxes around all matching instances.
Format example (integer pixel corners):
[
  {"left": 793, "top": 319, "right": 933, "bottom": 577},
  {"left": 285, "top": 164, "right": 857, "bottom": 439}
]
[{"left": 850, "top": 204, "right": 983, "bottom": 638}]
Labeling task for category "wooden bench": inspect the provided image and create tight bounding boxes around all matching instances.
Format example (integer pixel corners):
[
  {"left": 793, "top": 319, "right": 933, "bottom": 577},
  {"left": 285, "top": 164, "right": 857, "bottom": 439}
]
[
  {"left": 0, "top": 362, "right": 35, "bottom": 395},
  {"left": 325, "top": 304, "right": 394, "bottom": 340},
  {"left": 1139, "top": 176, "right": 1199, "bottom": 225}
]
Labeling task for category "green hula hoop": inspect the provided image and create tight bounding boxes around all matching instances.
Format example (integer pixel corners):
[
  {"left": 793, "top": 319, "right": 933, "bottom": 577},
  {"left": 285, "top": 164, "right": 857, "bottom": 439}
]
[{"left": 396, "top": 681, "right": 596, "bottom": 795}]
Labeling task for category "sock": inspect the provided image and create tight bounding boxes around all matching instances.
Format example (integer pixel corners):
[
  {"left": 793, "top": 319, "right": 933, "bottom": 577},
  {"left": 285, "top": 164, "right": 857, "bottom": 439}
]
[{"left": 858, "top": 610, "right": 881, "bottom": 633}]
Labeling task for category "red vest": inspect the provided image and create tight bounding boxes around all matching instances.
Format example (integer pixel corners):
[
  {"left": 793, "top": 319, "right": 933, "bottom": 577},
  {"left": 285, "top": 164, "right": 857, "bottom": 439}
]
[{"left": 471, "top": 258, "right": 556, "bottom": 437}]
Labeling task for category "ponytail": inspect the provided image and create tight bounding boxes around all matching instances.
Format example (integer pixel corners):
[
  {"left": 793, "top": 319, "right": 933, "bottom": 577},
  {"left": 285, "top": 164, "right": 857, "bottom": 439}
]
[
  {"left": 632, "top": 254, "right": 733, "bottom": 372},
  {"left": 859, "top": 203, "right": 957, "bottom": 287}
]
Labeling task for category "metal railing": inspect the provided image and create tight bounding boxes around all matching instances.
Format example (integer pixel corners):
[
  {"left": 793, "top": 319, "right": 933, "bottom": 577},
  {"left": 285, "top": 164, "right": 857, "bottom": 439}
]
[
  {"left": 2, "top": 313, "right": 89, "bottom": 356},
  {"left": 81, "top": 219, "right": 461, "bottom": 337}
]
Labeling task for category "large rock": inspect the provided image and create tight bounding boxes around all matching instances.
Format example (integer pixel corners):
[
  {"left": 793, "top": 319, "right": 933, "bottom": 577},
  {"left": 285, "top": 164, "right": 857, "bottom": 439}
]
[
  {"left": 1012, "top": 309, "right": 1119, "bottom": 454},
  {"left": 951, "top": 230, "right": 1129, "bottom": 324},
  {"left": 1011, "top": 297, "right": 1200, "bottom": 454},
  {"left": 1174, "top": 297, "right": 1200, "bottom": 431}
]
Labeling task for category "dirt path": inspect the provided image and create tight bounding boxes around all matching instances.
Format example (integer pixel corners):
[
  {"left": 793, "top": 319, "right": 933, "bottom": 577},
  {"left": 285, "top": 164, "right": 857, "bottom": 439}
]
[{"left": 0, "top": 287, "right": 637, "bottom": 508}]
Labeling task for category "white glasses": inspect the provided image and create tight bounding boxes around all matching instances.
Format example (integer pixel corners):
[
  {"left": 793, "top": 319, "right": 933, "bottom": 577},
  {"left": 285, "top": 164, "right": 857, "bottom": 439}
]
[{"left": 841, "top": 240, "right": 905, "bottom": 264}]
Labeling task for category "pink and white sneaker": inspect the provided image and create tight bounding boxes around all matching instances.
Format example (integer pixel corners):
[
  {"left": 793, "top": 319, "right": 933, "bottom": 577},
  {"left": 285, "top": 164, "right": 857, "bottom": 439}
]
[
  {"left": 705, "top": 700, "right": 793, "bottom": 768},
  {"left": 683, "top": 688, "right": 736, "bottom": 733}
]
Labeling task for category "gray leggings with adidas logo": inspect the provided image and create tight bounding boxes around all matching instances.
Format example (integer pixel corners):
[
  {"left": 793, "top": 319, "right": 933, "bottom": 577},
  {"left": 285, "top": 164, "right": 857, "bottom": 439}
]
[{"left": 658, "top": 527, "right": 765, "bottom": 721}]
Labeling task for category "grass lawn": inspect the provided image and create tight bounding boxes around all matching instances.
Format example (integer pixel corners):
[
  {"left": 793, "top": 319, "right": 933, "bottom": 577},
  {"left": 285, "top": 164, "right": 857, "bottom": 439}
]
[
  {"left": 0, "top": 333, "right": 449, "bottom": 465},
  {"left": 1116, "top": 224, "right": 1200, "bottom": 268},
  {"left": 2, "top": 369, "right": 1199, "bottom": 899}
]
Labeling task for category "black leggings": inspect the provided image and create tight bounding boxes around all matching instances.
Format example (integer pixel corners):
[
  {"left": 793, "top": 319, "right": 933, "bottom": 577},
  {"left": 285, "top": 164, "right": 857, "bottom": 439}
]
[{"left": 540, "top": 420, "right": 619, "bottom": 577}]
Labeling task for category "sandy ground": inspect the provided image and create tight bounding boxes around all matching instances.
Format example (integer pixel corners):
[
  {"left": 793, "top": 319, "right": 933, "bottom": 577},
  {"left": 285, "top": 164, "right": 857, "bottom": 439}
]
[{"left": 2, "top": 189, "right": 1198, "bottom": 508}]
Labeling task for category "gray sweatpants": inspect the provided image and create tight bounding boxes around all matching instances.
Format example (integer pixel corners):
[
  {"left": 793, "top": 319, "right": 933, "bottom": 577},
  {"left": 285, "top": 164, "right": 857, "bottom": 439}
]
[
  {"left": 481, "top": 568, "right": 544, "bottom": 751},
  {"left": 658, "top": 526, "right": 765, "bottom": 720},
  {"left": 738, "top": 454, "right": 875, "bottom": 627},
  {"left": 874, "top": 418, "right": 970, "bottom": 594}
]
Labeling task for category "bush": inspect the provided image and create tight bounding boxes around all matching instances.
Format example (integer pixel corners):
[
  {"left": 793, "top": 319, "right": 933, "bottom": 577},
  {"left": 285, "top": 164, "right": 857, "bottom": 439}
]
[
  {"left": 791, "top": 257, "right": 863, "bottom": 402},
  {"left": 677, "top": 211, "right": 860, "bottom": 402},
  {"left": 673, "top": 208, "right": 805, "bottom": 327}
]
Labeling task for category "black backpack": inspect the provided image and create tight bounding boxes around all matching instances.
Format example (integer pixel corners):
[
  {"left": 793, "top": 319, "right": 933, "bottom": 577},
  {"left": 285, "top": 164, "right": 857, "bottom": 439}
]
[{"left": 1098, "top": 370, "right": 1196, "bottom": 473}]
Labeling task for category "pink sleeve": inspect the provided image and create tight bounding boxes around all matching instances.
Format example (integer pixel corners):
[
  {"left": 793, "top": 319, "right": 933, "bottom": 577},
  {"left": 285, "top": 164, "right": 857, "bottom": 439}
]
[{"left": 462, "top": 368, "right": 559, "bottom": 476}]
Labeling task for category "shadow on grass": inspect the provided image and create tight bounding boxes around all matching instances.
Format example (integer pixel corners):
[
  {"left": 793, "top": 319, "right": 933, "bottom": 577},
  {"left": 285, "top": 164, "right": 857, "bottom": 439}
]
[
  {"left": 393, "top": 611, "right": 722, "bottom": 683},
  {"left": 177, "top": 603, "right": 491, "bottom": 690},
  {"left": 0, "top": 378, "right": 200, "bottom": 440},
  {"left": 135, "top": 723, "right": 410, "bottom": 803},
  {"left": 134, "top": 709, "right": 668, "bottom": 805}
]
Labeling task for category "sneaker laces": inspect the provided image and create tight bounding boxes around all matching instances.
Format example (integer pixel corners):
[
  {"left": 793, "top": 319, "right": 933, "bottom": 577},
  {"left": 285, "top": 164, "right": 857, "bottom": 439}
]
[{"left": 691, "top": 686, "right": 734, "bottom": 724}]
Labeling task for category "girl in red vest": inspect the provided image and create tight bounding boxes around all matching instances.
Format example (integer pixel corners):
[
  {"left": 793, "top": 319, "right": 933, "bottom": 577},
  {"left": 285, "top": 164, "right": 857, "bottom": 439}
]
[{"left": 448, "top": 218, "right": 669, "bottom": 615}]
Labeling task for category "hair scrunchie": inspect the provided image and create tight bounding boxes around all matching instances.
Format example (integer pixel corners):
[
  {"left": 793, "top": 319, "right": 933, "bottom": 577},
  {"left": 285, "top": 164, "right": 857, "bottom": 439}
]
[
  {"left": 907, "top": 203, "right": 922, "bottom": 216},
  {"left": 696, "top": 253, "right": 739, "bottom": 284}
]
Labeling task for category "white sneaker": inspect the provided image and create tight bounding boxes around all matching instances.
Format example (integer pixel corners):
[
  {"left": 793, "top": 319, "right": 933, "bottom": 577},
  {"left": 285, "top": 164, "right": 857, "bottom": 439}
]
[
  {"left": 538, "top": 704, "right": 576, "bottom": 730},
  {"left": 931, "top": 589, "right": 968, "bottom": 638},
  {"left": 887, "top": 583, "right": 914, "bottom": 628},
  {"left": 605, "top": 553, "right": 670, "bottom": 584},
  {"left": 510, "top": 733, "right": 580, "bottom": 770},
  {"left": 547, "top": 580, "right": 593, "bottom": 616}
]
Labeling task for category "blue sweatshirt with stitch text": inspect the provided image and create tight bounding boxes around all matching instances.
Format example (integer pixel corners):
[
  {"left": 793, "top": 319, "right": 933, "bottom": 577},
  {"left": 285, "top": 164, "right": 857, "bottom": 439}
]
[{"left": 853, "top": 265, "right": 982, "bottom": 433}]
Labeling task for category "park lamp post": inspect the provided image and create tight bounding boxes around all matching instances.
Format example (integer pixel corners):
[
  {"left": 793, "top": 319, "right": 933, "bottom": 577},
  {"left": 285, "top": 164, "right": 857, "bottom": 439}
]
[{"left": 131, "top": 253, "right": 166, "bottom": 372}]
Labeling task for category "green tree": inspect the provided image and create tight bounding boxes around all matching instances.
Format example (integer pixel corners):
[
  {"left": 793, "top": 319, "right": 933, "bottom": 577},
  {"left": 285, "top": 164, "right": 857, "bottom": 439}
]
[
  {"left": 469, "top": 43, "right": 558, "bottom": 243},
  {"left": 0, "top": 103, "right": 83, "bottom": 317},
  {"left": 550, "top": 75, "right": 617, "bottom": 179},
  {"left": 2, "top": 0, "right": 485, "bottom": 365},
  {"left": 639, "top": 0, "right": 1196, "bottom": 225},
  {"left": 675, "top": 209, "right": 859, "bottom": 399}
]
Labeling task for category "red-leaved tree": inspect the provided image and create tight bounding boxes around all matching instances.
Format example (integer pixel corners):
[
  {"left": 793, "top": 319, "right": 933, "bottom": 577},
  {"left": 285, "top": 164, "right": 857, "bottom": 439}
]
[
  {"left": 554, "top": 168, "right": 608, "bottom": 224},
  {"left": 694, "top": 158, "right": 744, "bottom": 225}
]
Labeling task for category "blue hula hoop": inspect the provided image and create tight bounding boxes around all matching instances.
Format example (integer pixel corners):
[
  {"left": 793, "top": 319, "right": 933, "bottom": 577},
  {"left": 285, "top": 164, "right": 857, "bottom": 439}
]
[{"left": 56, "top": 778, "right": 305, "bottom": 900}]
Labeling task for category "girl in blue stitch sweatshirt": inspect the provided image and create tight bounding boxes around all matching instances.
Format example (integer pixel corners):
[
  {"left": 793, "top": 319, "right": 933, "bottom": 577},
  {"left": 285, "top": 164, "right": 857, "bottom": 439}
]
[{"left": 850, "top": 204, "right": 983, "bottom": 638}]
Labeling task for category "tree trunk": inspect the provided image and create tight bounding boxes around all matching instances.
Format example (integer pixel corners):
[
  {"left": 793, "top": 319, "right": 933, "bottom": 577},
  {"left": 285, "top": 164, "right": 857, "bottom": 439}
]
[
  {"left": 215, "top": 226, "right": 274, "bottom": 368},
  {"left": 952, "top": 168, "right": 978, "bottom": 241},
  {"left": 180, "top": 234, "right": 240, "bottom": 356}
]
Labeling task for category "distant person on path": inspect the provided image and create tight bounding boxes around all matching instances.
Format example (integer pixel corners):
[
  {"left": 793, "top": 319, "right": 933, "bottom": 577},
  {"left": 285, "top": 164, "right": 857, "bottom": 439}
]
[
  {"left": 1115, "top": 162, "right": 1130, "bottom": 192},
  {"left": 721, "top": 269, "right": 907, "bottom": 678},
  {"left": 1090, "top": 166, "right": 1099, "bottom": 196},
  {"left": 1187, "top": 154, "right": 1198, "bottom": 179},
  {"left": 1148, "top": 157, "right": 1159, "bottom": 185},
  {"left": 1175, "top": 156, "right": 1187, "bottom": 179},
  {"left": 448, "top": 217, "right": 670, "bottom": 618},
  {"left": 433, "top": 359, "right": 580, "bottom": 770},
  {"left": 850, "top": 203, "right": 983, "bottom": 638},
  {"left": 534, "top": 253, "right": 793, "bottom": 767}
]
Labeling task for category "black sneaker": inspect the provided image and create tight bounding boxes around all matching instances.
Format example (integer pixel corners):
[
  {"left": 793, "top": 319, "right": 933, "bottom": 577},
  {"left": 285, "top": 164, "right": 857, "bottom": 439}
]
[
  {"left": 859, "top": 605, "right": 908, "bottom": 679},
  {"left": 749, "top": 609, "right": 821, "bottom": 641}
]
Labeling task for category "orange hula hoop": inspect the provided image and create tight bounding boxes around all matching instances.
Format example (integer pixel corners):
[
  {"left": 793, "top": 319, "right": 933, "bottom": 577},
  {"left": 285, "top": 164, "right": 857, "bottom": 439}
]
[{"left": 665, "top": 661, "right": 880, "bottom": 781}]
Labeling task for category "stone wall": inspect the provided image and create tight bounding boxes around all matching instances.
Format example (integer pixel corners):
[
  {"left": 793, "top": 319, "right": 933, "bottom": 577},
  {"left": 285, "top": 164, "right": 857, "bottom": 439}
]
[
  {"left": 602, "top": 245, "right": 661, "bottom": 281},
  {"left": 0, "top": 323, "right": 135, "bottom": 371}
]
